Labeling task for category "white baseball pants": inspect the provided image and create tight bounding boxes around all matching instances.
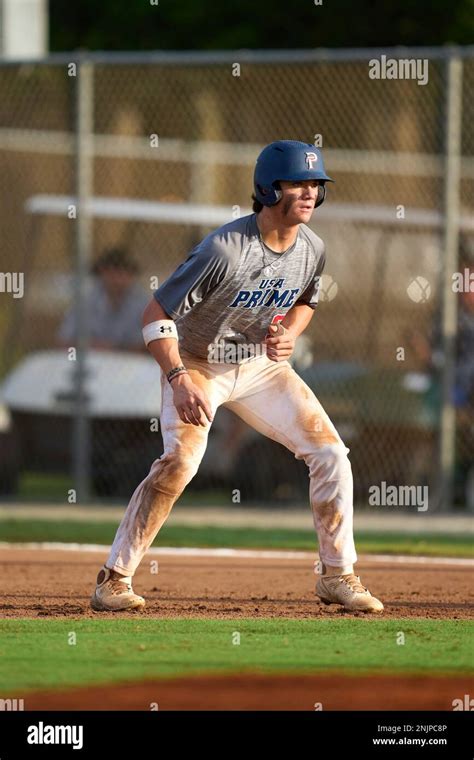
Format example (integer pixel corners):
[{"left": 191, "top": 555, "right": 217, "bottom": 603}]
[{"left": 106, "top": 347, "right": 358, "bottom": 575}]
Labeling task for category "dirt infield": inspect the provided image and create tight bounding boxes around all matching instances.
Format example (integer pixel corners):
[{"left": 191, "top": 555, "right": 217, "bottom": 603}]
[
  {"left": 2, "top": 547, "right": 473, "bottom": 710},
  {"left": 22, "top": 673, "right": 474, "bottom": 711},
  {"left": 1, "top": 547, "right": 473, "bottom": 620}
]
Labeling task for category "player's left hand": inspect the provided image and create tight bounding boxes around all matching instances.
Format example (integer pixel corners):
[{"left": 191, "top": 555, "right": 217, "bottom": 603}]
[{"left": 264, "top": 323, "right": 296, "bottom": 362}]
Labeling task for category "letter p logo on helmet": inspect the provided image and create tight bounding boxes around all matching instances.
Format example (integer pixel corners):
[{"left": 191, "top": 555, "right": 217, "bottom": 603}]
[{"left": 305, "top": 152, "right": 318, "bottom": 169}]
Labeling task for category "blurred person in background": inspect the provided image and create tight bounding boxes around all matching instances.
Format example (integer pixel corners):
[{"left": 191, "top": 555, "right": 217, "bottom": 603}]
[
  {"left": 409, "top": 234, "right": 474, "bottom": 506},
  {"left": 57, "top": 248, "right": 150, "bottom": 353},
  {"left": 410, "top": 236, "right": 474, "bottom": 405}
]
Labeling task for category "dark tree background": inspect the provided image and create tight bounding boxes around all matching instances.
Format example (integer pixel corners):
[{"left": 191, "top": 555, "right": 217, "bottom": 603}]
[{"left": 50, "top": 0, "right": 474, "bottom": 51}]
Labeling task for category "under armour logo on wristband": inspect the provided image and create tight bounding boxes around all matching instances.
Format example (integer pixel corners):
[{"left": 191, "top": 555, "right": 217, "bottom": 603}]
[{"left": 142, "top": 319, "right": 178, "bottom": 346}]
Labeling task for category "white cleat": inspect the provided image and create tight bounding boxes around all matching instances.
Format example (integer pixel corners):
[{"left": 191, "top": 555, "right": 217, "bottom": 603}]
[
  {"left": 316, "top": 573, "right": 384, "bottom": 613},
  {"left": 91, "top": 566, "right": 145, "bottom": 612}
]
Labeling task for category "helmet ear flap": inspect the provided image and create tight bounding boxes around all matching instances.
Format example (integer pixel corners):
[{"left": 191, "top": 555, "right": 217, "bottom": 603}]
[
  {"left": 273, "top": 181, "right": 282, "bottom": 204},
  {"left": 256, "top": 181, "right": 282, "bottom": 207},
  {"left": 315, "top": 183, "right": 326, "bottom": 208}
]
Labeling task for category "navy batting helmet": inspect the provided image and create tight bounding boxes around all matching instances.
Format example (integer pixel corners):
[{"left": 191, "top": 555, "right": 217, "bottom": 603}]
[{"left": 254, "top": 140, "right": 334, "bottom": 208}]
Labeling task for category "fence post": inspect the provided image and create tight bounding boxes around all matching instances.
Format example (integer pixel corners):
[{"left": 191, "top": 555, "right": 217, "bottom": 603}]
[
  {"left": 437, "top": 51, "right": 463, "bottom": 511},
  {"left": 72, "top": 58, "right": 93, "bottom": 503}
]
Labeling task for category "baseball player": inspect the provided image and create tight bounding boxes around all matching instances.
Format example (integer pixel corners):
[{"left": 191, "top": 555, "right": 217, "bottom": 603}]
[{"left": 91, "top": 139, "right": 383, "bottom": 614}]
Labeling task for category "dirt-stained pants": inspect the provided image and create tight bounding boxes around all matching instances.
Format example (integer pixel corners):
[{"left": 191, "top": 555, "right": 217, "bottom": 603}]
[{"left": 107, "top": 348, "right": 358, "bottom": 575}]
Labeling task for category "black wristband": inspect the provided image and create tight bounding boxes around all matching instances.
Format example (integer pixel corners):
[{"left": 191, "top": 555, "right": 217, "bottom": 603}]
[{"left": 167, "top": 365, "right": 188, "bottom": 383}]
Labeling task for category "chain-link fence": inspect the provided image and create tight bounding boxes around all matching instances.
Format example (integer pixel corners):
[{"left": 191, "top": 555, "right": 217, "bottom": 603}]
[{"left": 0, "top": 48, "right": 472, "bottom": 509}]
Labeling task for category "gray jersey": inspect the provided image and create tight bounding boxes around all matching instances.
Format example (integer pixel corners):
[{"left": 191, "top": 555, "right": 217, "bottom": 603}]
[{"left": 154, "top": 213, "right": 325, "bottom": 362}]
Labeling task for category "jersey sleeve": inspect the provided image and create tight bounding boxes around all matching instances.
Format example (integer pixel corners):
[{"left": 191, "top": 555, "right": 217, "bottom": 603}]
[
  {"left": 153, "top": 237, "right": 232, "bottom": 318},
  {"left": 295, "top": 250, "right": 326, "bottom": 309}
]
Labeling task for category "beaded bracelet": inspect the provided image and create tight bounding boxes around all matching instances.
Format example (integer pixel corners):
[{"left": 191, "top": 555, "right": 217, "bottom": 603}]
[{"left": 167, "top": 365, "right": 188, "bottom": 384}]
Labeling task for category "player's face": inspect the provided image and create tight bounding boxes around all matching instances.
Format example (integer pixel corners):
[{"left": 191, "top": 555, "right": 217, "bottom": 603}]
[{"left": 278, "top": 180, "right": 321, "bottom": 224}]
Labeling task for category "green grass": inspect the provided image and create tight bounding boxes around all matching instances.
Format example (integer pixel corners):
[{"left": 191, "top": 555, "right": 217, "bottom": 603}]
[
  {"left": 17, "top": 471, "right": 228, "bottom": 505},
  {"left": 0, "top": 518, "right": 472, "bottom": 557},
  {"left": 0, "top": 619, "right": 471, "bottom": 693},
  {"left": 18, "top": 472, "right": 74, "bottom": 500}
]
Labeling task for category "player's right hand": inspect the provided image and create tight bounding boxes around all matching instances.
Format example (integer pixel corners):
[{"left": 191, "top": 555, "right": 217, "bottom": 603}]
[{"left": 171, "top": 374, "right": 214, "bottom": 427}]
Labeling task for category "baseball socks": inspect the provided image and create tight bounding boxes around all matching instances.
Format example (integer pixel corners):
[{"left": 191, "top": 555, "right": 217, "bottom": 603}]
[{"left": 321, "top": 562, "right": 354, "bottom": 576}]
